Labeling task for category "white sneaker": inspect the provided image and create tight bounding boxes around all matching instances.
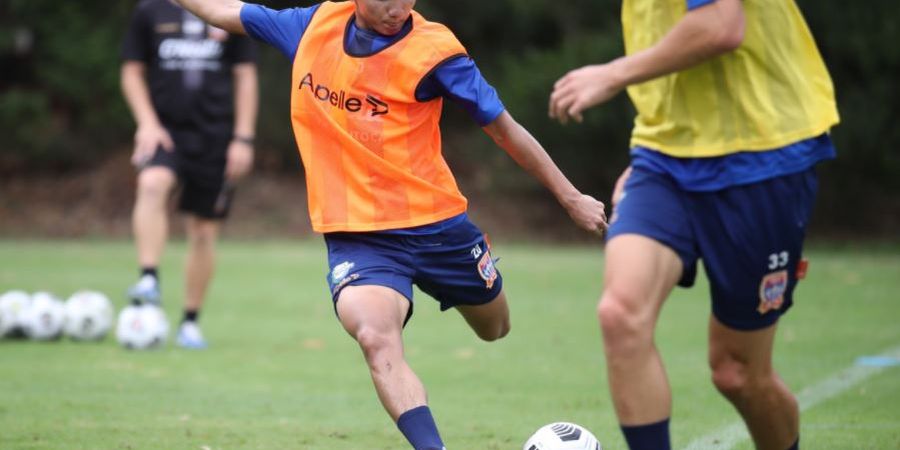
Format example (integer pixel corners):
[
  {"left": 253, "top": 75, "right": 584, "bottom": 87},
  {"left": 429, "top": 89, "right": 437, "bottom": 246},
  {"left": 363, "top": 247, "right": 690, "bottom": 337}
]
[
  {"left": 176, "top": 322, "right": 208, "bottom": 349},
  {"left": 127, "top": 275, "right": 161, "bottom": 306}
]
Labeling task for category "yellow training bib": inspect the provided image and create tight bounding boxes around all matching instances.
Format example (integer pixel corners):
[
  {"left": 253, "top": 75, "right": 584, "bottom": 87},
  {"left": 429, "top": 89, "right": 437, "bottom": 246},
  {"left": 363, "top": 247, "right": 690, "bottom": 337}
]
[{"left": 622, "top": 0, "right": 839, "bottom": 157}]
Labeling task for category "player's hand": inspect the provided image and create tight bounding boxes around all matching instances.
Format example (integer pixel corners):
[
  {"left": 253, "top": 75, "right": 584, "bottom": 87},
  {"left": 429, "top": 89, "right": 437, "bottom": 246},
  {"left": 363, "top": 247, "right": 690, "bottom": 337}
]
[
  {"left": 225, "top": 138, "right": 254, "bottom": 182},
  {"left": 612, "top": 166, "right": 632, "bottom": 208},
  {"left": 549, "top": 63, "right": 624, "bottom": 125},
  {"left": 131, "top": 123, "right": 174, "bottom": 168},
  {"left": 565, "top": 194, "right": 608, "bottom": 237}
]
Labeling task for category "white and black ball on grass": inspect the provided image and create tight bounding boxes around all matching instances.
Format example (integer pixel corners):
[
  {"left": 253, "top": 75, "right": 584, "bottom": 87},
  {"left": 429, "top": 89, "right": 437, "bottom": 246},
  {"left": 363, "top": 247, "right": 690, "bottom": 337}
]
[
  {"left": 0, "top": 290, "right": 31, "bottom": 338},
  {"left": 21, "top": 291, "right": 66, "bottom": 341},
  {"left": 116, "top": 304, "right": 169, "bottom": 350},
  {"left": 64, "top": 290, "right": 114, "bottom": 341},
  {"left": 523, "top": 422, "right": 602, "bottom": 450}
]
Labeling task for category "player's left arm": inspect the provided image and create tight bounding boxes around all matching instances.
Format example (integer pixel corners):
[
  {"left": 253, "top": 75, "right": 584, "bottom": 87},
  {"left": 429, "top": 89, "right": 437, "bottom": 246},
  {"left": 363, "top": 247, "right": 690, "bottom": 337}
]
[
  {"left": 549, "top": 0, "right": 745, "bottom": 123},
  {"left": 483, "top": 112, "right": 608, "bottom": 235},
  {"left": 421, "top": 56, "right": 606, "bottom": 234},
  {"left": 226, "top": 62, "right": 258, "bottom": 181}
]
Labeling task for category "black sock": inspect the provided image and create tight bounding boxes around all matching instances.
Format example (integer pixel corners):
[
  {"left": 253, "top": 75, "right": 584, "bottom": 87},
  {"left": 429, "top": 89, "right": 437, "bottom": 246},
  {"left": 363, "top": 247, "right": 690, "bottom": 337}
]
[
  {"left": 183, "top": 310, "right": 199, "bottom": 323},
  {"left": 621, "top": 418, "right": 670, "bottom": 450},
  {"left": 140, "top": 267, "right": 158, "bottom": 281}
]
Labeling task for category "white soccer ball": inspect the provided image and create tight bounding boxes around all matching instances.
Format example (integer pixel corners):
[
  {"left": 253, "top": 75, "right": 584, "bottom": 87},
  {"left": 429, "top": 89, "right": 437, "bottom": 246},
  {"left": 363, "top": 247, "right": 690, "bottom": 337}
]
[
  {"left": 523, "top": 422, "right": 602, "bottom": 450},
  {"left": 21, "top": 291, "right": 66, "bottom": 341},
  {"left": 116, "top": 304, "right": 169, "bottom": 350},
  {"left": 0, "top": 290, "right": 31, "bottom": 338},
  {"left": 64, "top": 290, "right": 114, "bottom": 341}
]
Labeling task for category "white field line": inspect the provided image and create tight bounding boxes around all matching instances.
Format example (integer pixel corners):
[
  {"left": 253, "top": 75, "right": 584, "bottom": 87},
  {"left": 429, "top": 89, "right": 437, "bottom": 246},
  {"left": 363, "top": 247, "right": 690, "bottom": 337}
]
[{"left": 682, "top": 344, "right": 900, "bottom": 450}]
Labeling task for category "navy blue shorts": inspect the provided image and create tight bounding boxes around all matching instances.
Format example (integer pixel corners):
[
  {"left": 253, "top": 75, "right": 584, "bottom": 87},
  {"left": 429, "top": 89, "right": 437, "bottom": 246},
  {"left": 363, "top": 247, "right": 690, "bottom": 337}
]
[
  {"left": 324, "top": 217, "right": 503, "bottom": 323},
  {"left": 606, "top": 166, "right": 819, "bottom": 330}
]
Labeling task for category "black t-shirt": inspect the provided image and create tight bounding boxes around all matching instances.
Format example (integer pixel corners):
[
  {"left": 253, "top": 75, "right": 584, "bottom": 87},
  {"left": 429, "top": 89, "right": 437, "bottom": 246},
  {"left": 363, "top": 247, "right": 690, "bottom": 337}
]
[{"left": 121, "top": 0, "right": 257, "bottom": 132}]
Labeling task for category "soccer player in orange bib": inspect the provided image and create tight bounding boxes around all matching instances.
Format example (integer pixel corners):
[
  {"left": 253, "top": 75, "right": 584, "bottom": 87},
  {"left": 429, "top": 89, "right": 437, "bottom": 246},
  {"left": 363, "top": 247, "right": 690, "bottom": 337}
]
[{"left": 172, "top": 1, "right": 608, "bottom": 448}]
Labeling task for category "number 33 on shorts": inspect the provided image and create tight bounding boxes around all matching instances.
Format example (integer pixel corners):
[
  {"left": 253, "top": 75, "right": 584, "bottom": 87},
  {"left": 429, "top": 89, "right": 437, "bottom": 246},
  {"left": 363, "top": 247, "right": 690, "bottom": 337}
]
[
  {"left": 759, "top": 250, "right": 790, "bottom": 314},
  {"left": 767, "top": 250, "right": 789, "bottom": 270}
]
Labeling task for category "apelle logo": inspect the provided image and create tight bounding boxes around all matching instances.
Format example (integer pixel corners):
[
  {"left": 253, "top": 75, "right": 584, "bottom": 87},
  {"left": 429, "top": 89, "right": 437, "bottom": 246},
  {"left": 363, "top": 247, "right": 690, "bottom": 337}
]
[{"left": 299, "top": 72, "right": 389, "bottom": 117}]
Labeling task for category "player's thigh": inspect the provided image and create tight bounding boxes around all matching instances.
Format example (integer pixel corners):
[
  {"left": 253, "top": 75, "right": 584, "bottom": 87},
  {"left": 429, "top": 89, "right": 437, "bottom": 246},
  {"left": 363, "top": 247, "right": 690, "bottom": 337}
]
[
  {"left": 692, "top": 169, "right": 818, "bottom": 331},
  {"left": 603, "top": 166, "right": 691, "bottom": 321},
  {"left": 140, "top": 142, "right": 182, "bottom": 187},
  {"left": 454, "top": 289, "right": 509, "bottom": 338},
  {"left": 602, "top": 234, "right": 682, "bottom": 322},
  {"left": 324, "top": 232, "right": 417, "bottom": 325},
  {"left": 336, "top": 284, "right": 410, "bottom": 341}
]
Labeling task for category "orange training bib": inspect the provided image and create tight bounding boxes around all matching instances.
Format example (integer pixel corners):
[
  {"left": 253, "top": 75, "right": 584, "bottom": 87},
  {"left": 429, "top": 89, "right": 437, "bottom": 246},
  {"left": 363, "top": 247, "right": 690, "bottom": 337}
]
[{"left": 290, "top": 1, "right": 469, "bottom": 232}]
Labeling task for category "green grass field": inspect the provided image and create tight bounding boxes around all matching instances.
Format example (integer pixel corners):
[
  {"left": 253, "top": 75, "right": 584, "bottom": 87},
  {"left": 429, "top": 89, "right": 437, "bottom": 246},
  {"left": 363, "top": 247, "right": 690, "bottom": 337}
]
[{"left": 1, "top": 239, "right": 898, "bottom": 449}]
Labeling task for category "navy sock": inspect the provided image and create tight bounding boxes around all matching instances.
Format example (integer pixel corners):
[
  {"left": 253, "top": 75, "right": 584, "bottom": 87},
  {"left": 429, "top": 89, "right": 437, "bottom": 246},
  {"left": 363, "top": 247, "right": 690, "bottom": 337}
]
[
  {"left": 621, "top": 418, "right": 670, "bottom": 450},
  {"left": 787, "top": 436, "right": 799, "bottom": 450},
  {"left": 140, "top": 267, "right": 158, "bottom": 281},
  {"left": 183, "top": 310, "right": 199, "bottom": 323},
  {"left": 397, "top": 406, "right": 445, "bottom": 450}
]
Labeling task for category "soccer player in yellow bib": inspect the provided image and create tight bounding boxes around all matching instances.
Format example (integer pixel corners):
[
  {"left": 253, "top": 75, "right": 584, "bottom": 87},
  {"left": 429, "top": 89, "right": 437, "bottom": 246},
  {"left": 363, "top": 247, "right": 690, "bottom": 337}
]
[{"left": 549, "top": 1, "right": 838, "bottom": 449}]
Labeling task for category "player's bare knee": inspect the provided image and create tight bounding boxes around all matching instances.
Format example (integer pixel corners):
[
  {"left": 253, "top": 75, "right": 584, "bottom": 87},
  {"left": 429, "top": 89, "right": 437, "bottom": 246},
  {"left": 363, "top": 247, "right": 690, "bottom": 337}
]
[
  {"left": 597, "top": 293, "right": 638, "bottom": 336},
  {"left": 188, "top": 221, "right": 218, "bottom": 248},
  {"left": 597, "top": 294, "right": 651, "bottom": 355},
  {"left": 188, "top": 233, "right": 216, "bottom": 252},
  {"left": 476, "top": 320, "right": 510, "bottom": 342},
  {"left": 497, "top": 320, "right": 511, "bottom": 340},
  {"left": 136, "top": 170, "right": 173, "bottom": 199},
  {"left": 353, "top": 327, "right": 392, "bottom": 360},
  {"left": 710, "top": 357, "right": 752, "bottom": 399}
]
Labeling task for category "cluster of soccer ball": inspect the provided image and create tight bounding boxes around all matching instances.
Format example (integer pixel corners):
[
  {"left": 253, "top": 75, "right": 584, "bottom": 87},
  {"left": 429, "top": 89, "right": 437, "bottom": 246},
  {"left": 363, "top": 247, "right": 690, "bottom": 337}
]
[
  {"left": 0, "top": 290, "right": 169, "bottom": 349},
  {"left": 0, "top": 290, "right": 112, "bottom": 341}
]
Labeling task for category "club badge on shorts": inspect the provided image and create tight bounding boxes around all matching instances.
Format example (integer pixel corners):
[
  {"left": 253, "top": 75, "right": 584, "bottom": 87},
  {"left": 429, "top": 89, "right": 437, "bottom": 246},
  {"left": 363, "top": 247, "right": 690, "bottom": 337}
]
[
  {"left": 758, "top": 270, "right": 788, "bottom": 314},
  {"left": 477, "top": 251, "right": 497, "bottom": 290},
  {"left": 332, "top": 261, "right": 355, "bottom": 284},
  {"left": 331, "top": 261, "right": 358, "bottom": 294}
]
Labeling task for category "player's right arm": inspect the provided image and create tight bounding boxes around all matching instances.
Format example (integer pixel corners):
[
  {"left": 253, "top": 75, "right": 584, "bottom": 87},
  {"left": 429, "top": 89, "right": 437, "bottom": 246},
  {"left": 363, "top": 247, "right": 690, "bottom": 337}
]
[
  {"left": 121, "top": 62, "right": 174, "bottom": 166},
  {"left": 172, "top": 0, "right": 247, "bottom": 35},
  {"left": 549, "top": 0, "right": 745, "bottom": 124}
]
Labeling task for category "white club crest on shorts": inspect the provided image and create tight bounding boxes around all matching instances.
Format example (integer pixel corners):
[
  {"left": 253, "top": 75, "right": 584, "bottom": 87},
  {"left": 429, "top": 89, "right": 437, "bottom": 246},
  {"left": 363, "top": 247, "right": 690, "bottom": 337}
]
[{"left": 332, "top": 261, "right": 355, "bottom": 283}]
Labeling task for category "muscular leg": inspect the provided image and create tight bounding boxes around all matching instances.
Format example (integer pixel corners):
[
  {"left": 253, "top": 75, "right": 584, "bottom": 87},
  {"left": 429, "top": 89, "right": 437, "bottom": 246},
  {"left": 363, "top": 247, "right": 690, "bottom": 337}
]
[
  {"left": 455, "top": 290, "right": 510, "bottom": 342},
  {"left": 133, "top": 167, "right": 176, "bottom": 267},
  {"left": 597, "top": 234, "right": 682, "bottom": 425},
  {"left": 336, "top": 285, "right": 425, "bottom": 421},
  {"left": 708, "top": 318, "right": 799, "bottom": 450},
  {"left": 184, "top": 216, "right": 220, "bottom": 311}
]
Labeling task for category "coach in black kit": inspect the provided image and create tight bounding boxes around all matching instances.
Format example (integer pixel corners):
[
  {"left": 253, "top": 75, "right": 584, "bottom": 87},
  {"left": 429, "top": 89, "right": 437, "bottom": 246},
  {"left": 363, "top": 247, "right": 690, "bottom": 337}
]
[{"left": 120, "top": 0, "right": 258, "bottom": 349}]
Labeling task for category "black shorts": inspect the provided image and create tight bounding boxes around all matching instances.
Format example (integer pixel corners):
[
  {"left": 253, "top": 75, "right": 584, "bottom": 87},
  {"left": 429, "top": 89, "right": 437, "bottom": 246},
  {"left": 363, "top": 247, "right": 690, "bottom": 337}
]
[{"left": 145, "top": 129, "right": 234, "bottom": 219}]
